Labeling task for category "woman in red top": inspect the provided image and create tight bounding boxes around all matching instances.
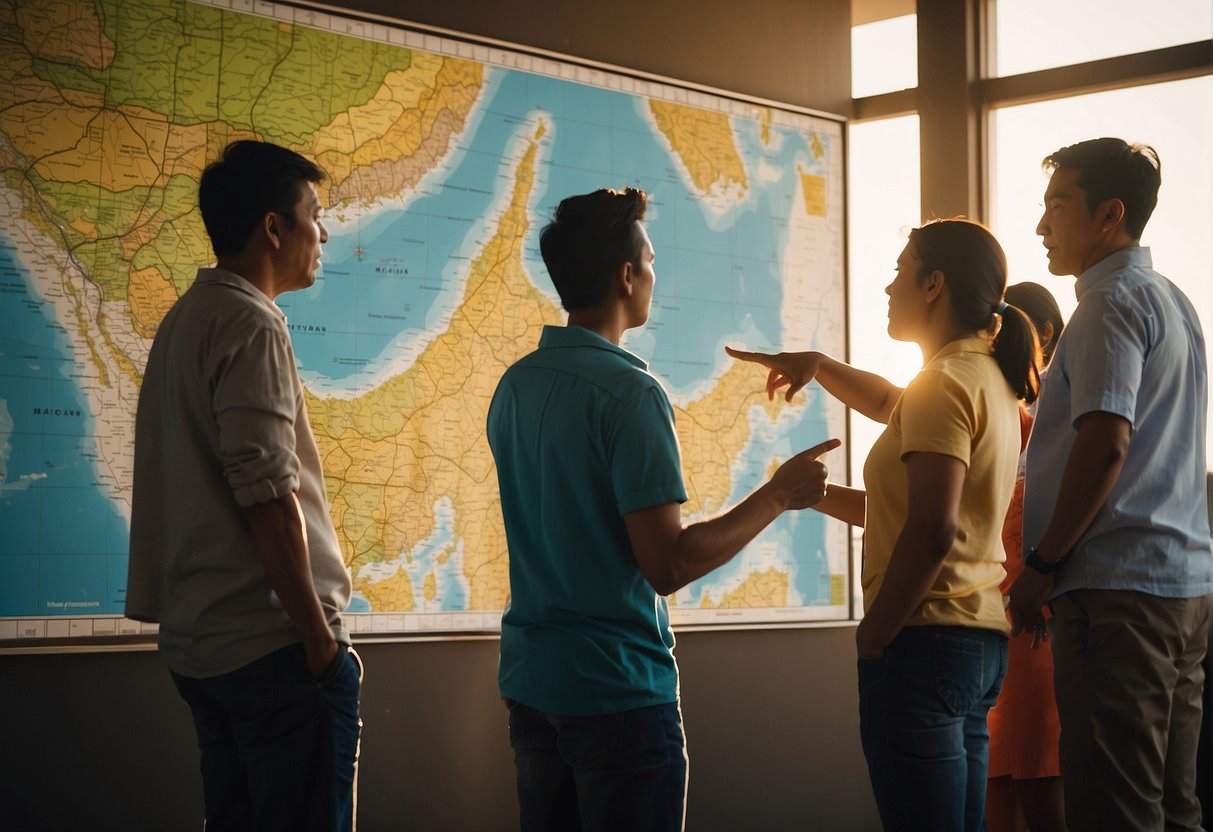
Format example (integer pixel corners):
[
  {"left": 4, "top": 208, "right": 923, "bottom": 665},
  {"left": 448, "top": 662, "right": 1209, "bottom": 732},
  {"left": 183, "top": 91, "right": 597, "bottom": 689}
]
[{"left": 986, "top": 281, "right": 1067, "bottom": 832}]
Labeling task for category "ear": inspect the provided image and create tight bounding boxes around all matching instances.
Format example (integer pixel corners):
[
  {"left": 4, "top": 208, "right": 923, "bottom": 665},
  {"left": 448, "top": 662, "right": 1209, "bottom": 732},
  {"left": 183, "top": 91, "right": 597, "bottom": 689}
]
[
  {"left": 617, "top": 259, "right": 635, "bottom": 298},
  {"left": 1040, "top": 321, "right": 1055, "bottom": 347},
  {"left": 1099, "top": 198, "right": 1126, "bottom": 233},
  {"left": 923, "top": 269, "right": 945, "bottom": 302},
  {"left": 262, "top": 211, "right": 284, "bottom": 251}
]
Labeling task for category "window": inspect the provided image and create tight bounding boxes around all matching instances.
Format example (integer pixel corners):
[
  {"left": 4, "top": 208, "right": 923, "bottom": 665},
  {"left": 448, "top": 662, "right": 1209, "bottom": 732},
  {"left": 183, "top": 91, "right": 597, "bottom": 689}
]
[
  {"left": 851, "top": 14, "right": 918, "bottom": 98},
  {"left": 988, "top": 75, "right": 1213, "bottom": 466},
  {"left": 993, "top": 0, "right": 1213, "bottom": 77},
  {"left": 847, "top": 115, "right": 923, "bottom": 488}
]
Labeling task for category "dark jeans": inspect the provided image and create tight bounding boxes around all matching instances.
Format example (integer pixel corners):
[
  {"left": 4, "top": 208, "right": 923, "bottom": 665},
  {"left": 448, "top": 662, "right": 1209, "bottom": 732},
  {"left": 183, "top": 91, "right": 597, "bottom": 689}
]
[
  {"left": 507, "top": 699, "right": 688, "bottom": 832},
  {"left": 171, "top": 642, "right": 363, "bottom": 832},
  {"left": 858, "top": 626, "right": 1008, "bottom": 832}
]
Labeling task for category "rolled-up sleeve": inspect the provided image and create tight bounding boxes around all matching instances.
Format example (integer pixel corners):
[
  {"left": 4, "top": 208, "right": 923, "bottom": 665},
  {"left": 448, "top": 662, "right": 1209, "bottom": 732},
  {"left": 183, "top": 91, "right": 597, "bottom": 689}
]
[{"left": 213, "top": 325, "right": 302, "bottom": 507}]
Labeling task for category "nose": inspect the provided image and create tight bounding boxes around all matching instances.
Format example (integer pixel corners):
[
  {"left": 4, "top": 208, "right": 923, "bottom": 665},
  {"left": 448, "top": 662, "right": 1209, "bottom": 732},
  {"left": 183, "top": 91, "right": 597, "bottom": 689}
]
[
  {"left": 884, "top": 282, "right": 893, "bottom": 296},
  {"left": 1035, "top": 212, "right": 1047, "bottom": 238},
  {"left": 319, "top": 220, "right": 329, "bottom": 244}
]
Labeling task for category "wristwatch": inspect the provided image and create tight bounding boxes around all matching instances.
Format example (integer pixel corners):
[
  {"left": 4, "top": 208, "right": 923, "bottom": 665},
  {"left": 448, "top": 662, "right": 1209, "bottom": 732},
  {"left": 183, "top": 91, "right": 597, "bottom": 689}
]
[{"left": 1025, "top": 546, "right": 1069, "bottom": 575}]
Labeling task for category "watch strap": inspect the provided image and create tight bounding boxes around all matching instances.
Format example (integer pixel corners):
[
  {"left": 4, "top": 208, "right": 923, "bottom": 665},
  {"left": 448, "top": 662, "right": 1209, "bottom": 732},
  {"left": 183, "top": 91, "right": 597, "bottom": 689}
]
[{"left": 1025, "top": 546, "right": 1068, "bottom": 575}]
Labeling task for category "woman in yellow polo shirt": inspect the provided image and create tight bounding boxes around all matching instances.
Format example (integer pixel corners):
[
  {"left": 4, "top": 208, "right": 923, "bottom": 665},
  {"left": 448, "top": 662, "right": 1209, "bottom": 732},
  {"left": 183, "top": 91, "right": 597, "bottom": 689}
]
[{"left": 729, "top": 219, "right": 1040, "bottom": 832}]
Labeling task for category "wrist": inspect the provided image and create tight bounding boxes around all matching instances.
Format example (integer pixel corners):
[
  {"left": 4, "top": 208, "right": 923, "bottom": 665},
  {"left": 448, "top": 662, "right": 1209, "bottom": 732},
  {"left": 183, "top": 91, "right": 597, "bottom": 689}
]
[
  {"left": 758, "top": 479, "right": 792, "bottom": 514},
  {"left": 1025, "top": 545, "right": 1069, "bottom": 575}
]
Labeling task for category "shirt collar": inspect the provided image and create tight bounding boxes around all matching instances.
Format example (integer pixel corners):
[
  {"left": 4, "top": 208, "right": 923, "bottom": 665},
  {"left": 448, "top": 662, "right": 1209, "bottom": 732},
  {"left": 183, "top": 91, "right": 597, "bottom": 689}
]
[
  {"left": 1076, "top": 246, "right": 1152, "bottom": 298},
  {"left": 537, "top": 325, "right": 648, "bottom": 370},
  {"left": 927, "top": 334, "right": 993, "bottom": 366},
  {"left": 194, "top": 267, "right": 285, "bottom": 321}
]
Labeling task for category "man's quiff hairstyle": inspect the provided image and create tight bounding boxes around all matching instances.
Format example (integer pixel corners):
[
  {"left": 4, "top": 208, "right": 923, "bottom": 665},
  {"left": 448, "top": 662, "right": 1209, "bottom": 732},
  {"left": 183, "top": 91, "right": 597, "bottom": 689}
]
[
  {"left": 199, "top": 140, "right": 326, "bottom": 257},
  {"left": 539, "top": 187, "right": 648, "bottom": 311},
  {"left": 1042, "top": 137, "right": 1161, "bottom": 240}
]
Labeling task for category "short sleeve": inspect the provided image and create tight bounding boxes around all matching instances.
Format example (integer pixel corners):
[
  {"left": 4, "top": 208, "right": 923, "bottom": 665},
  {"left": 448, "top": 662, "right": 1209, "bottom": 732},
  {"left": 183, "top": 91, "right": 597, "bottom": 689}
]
[
  {"left": 1063, "top": 290, "right": 1145, "bottom": 427},
  {"left": 212, "top": 324, "right": 302, "bottom": 507},
  {"left": 608, "top": 385, "right": 689, "bottom": 515},
  {"left": 898, "top": 368, "right": 975, "bottom": 468}
]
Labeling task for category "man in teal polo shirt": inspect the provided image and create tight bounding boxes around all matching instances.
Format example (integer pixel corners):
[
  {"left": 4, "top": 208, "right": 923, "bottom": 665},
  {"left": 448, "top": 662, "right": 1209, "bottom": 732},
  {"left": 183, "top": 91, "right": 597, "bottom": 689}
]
[{"left": 487, "top": 186, "right": 838, "bottom": 831}]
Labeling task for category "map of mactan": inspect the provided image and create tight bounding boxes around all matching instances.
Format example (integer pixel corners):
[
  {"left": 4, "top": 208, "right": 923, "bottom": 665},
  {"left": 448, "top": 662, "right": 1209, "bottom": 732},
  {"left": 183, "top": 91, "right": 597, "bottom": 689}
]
[{"left": 0, "top": 0, "right": 840, "bottom": 622}]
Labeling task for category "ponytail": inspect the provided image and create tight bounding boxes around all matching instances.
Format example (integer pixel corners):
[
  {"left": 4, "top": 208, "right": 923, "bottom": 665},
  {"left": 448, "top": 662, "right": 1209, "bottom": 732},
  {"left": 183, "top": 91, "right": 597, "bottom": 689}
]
[
  {"left": 993, "top": 304, "right": 1041, "bottom": 405},
  {"left": 909, "top": 219, "right": 1042, "bottom": 404}
]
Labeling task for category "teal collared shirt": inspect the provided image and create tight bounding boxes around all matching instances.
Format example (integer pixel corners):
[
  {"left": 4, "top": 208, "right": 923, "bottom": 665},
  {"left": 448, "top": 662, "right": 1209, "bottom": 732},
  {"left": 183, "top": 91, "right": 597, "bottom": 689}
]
[
  {"left": 1023, "top": 247, "right": 1213, "bottom": 598},
  {"left": 487, "top": 325, "right": 687, "bottom": 715}
]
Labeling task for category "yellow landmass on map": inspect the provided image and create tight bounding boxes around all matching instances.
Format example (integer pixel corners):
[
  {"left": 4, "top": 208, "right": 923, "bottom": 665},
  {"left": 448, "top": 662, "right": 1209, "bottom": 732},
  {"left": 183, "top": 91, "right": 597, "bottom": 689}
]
[
  {"left": 799, "top": 169, "right": 827, "bottom": 217},
  {"left": 757, "top": 108, "right": 772, "bottom": 146},
  {"left": 126, "top": 266, "right": 177, "bottom": 338},
  {"left": 676, "top": 363, "right": 783, "bottom": 519},
  {"left": 699, "top": 568, "right": 789, "bottom": 609},
  {"left": 810, "top": 131, "right": 826, "bottom": 160},
  {"left": 354, "top": 566, "right": 415, "bottom": 612},
  {"left": 17, "top": 0, "right": 113, "bottom": 70},
  {"left": 313, "top": 53, "right": 484, "bottom": 205},
  {"left": 649, "top": 100, "right": 748, "bottom": 199},
  {"left": 307, "top": 121, "right": 561, "bottom": 611}
]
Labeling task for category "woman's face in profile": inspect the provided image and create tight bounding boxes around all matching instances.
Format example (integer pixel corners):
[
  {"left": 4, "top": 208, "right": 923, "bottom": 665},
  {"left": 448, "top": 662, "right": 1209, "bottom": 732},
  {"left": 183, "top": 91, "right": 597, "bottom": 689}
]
[{"left": 884, "top": 243, "right": 930, "bottom": 343}]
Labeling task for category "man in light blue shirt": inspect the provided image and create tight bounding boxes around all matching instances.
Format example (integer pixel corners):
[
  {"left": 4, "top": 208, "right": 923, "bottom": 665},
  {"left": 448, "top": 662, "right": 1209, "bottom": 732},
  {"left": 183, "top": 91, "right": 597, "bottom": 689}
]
[
  {"left": 487, "top": 187, "right": 837, "bottom": 832},
  {"left": 1011, "top": 138, "right": 1213, "bottom": 832}
]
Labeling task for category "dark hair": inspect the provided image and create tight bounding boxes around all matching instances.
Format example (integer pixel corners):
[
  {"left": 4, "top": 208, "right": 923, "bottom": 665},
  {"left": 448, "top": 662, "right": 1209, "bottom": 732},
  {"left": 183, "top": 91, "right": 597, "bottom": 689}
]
[
  {"left": 1004, "top": 282, "right": 1065, "bottom": 365},
  {"left": 1042, "top": 138, "right": 1160, "bottom": 240},
  {"left": 539, "top": 187, "right": 648, "bottom": 311},
  {"left": 199, "top": 140, "right": 326, "bottom": 256},
  {"left": 909, "top": 219, "right": 1041, "bottom": 404}
]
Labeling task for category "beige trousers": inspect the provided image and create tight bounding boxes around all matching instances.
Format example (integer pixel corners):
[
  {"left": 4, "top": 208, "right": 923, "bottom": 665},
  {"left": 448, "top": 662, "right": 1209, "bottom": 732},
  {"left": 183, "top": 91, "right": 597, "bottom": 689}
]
[{"left": 1050, "top": 589, "right": 1212, "bottom": 832}]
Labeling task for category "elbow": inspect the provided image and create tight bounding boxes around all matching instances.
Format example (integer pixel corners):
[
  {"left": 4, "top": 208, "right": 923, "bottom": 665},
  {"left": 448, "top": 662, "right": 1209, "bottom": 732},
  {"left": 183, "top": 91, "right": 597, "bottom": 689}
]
[
  {"left": 1105, "top": 433, "right": 1129, "bottom": 468},
  {"left": 910, "top": 519, "right": 957, "bottom": 562},
  {"left": 644, "top": 566, "right": 683, "bottom": 597}
]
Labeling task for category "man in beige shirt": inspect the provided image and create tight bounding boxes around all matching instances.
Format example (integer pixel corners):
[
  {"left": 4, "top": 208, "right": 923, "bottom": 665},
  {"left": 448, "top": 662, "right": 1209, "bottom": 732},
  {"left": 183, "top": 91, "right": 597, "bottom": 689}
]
[{"left": 128, "top": 140, "right": 360, "bottom": 831}]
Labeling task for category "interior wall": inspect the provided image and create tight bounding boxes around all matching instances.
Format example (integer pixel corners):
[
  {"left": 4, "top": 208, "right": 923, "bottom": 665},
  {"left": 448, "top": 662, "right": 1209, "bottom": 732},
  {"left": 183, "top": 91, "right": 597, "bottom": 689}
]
[
  {"left": 0, "top": 627, "right": 878, "bottom": 831},
  {"left": 0, "top": 1, "right": 878, "bottom": 829},
  {"left": 323, "top": 0, "right": 854, "bottom": 117}
]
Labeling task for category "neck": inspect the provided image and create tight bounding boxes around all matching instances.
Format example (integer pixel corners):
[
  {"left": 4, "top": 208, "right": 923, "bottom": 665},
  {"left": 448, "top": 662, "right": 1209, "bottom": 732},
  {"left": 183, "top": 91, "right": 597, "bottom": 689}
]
[
  {"left": 918, "top": 323, "right": 971, "bottom": 364},
  {"left": 215, "top": 253, "right": 280, "bottom": 301},
  {"left": 566, "top": 306, "right": 628, "bottom": 345},
  {"left": 1079, "top": 235, "right": 1138, "bottom": 275}
]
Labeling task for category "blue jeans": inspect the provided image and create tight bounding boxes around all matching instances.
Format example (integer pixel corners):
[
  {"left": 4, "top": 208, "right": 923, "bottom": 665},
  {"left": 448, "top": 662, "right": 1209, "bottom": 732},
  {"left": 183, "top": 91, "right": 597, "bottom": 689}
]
[
  {"left": 171, "top": 642, "right": 363, "bottom": 832},
  {"left": 507, "top": 699, "right": 688, "bottom": 832},
  {"left": 858, "top": 626, "right": 1007, "bottom": 832}
]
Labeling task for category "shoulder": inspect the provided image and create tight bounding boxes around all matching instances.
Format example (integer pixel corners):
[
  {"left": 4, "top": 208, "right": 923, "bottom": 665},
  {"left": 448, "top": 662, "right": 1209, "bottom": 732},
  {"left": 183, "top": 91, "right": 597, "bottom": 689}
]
[
  {"left": 910, "top": 352, "right": 992, "bottom": 395},
  {"left": 177, "top": 279, "right": 284, "bottom": 333}
]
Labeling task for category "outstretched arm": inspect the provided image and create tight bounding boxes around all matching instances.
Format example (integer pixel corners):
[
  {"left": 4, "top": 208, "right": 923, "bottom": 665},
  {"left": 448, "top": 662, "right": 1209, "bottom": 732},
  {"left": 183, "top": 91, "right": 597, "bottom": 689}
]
[
  {"left": 812, "top": 483, "right": 866, "bottom": 527},
  {"left": 625, "top": 438, "right": 840, "bottom": 594},
  {"left": 725, "top": 347, "right": 903, "bottom": 424}
]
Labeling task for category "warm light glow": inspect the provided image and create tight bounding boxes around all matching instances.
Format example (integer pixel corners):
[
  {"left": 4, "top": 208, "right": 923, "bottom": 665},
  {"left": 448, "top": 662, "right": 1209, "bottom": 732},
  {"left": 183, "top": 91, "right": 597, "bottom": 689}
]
[
  {"left": 851, "top": 10, "right": 1213, "bottom": 471},
  {"left": 994, "top": 0, "right": 1213, "bottom": 77},
  {"left": 851, "top": 14, "right": 918, "bottom": 99},
  {"left": 847, "top": 115, "right": 922, "bottom": 488},
  {"left": 988, "top": 76, "right": 1213, "bottom": 467}
]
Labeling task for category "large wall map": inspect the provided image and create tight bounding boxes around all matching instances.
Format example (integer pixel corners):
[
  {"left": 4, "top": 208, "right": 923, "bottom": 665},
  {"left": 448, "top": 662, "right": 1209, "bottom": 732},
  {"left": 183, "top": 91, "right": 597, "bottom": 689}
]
[{"left": 0, "top": 0, "right": 848, "bottom": 643}]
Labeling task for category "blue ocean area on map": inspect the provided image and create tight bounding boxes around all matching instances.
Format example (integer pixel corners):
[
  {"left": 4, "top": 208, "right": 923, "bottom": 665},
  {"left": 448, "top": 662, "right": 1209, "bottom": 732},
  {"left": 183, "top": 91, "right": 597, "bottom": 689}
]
[
  {"left": 285, "top": 69, "right": 819, "bottom": 391},
  {"left": 0, "top": 236, "right": 129, "bottom": 616}
]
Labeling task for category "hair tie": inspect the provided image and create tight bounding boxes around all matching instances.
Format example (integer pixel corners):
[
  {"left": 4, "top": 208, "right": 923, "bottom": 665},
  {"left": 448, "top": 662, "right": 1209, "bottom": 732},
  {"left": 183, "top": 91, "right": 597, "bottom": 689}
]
[{"left": 996, "top": 300, "right": 1008, "bottom": 314}]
